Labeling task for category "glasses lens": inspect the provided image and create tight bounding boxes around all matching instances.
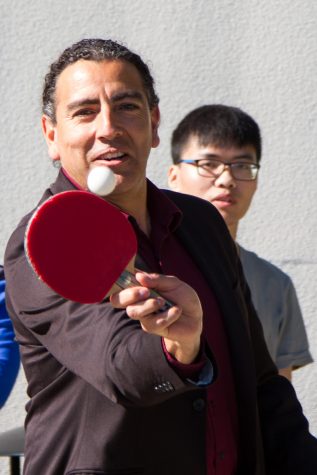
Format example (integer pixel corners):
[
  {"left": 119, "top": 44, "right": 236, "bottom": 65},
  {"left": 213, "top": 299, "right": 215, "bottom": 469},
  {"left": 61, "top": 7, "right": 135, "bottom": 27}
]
[
  {"left": 195, "top": 159, "right": 259, "bottom": 181},
  {"left": 197, "top": 159, "right": 223, "bottom": 177},
  {"left": 231, "top": 163, "right": 258, "bottom": 180}
]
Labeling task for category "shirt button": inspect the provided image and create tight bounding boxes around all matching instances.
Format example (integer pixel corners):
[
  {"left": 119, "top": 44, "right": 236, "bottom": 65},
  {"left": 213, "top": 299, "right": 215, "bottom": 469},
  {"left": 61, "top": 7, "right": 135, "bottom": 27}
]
[{"left": 192, "top": 398, "right": 205, "bottom": 412}]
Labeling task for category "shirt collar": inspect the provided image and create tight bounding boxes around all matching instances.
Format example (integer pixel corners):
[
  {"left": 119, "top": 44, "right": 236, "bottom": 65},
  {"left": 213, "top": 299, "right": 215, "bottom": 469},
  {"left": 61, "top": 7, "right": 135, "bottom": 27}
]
[
  {"left": 61, "top": 168, "right": 84, "bottom": 190},
  {"left": 53, "top": 171, "right": 182, "bottom": 232}
]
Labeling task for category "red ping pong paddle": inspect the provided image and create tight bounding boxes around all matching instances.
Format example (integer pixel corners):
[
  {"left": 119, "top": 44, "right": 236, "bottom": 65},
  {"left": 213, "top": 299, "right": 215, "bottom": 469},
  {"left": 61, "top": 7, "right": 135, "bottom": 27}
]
[{"left": 25, "top": 190, "right": 172, "bottom": 310}]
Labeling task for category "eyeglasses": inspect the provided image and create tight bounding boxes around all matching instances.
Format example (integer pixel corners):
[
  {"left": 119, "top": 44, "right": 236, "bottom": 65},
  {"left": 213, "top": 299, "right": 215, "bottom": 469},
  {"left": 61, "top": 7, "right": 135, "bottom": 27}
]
[{"left": 179, "top": 158, "right": 260, "bottom": 181}]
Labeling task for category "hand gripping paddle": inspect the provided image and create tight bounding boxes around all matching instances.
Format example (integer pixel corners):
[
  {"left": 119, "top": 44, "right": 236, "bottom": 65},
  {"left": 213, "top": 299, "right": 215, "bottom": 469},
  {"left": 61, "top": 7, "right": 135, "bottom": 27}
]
[{"left": 25, "top": 168, "right": 172, "bottom": 309}]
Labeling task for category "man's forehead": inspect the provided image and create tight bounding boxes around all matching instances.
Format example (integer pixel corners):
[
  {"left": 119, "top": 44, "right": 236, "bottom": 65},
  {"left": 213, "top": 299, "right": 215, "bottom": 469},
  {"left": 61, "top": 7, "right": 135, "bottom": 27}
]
[
  {"left": 182, "top": 136, "right": 257, "bottom": 158},
  {"left": 54, "top": 58, "right": 146, "bottom": 100}
]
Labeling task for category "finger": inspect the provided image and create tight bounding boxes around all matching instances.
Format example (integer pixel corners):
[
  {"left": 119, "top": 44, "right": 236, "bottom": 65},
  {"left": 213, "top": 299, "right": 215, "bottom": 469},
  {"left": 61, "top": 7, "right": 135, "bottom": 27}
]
[
  {"left": 110, "top": 286, "right": 150, "bottom": 309},
  {"left": 127, "top": 297, "right": 180, "bottom": 321},
  {"left": 139, "top": 307, "right": 182, "bottom": 336},
  {"left": 134, "top": 273, "right": 201, "bottom": 318},
  {"left": 134, "top": 272, "right": 175, "bottom": 291}
]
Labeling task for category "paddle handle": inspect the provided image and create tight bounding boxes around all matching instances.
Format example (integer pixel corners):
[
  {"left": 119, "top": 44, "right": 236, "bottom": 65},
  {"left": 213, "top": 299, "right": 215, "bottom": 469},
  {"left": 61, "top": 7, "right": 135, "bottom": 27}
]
[{"left": 116, "top": 270, "right": 173, "bottom": 312}]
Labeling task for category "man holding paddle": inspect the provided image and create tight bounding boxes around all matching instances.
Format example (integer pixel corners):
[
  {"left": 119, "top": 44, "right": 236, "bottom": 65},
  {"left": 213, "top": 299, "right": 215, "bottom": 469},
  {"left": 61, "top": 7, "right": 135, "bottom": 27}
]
[{"left": 4, "top": 39, "right": 317, "bottom": 475}]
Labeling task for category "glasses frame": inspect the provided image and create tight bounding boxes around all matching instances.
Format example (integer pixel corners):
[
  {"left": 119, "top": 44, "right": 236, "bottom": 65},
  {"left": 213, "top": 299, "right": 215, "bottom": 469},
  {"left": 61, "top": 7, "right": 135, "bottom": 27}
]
[{"left": 179, "top": 158, "right": 260, "bottom": 181}]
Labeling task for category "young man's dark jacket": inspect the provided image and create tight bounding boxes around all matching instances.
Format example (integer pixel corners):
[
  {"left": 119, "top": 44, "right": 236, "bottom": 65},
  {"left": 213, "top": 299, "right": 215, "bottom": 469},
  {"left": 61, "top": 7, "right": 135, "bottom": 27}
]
[{"left": 4, "top": 171, "right": 317, "bottom": 475}]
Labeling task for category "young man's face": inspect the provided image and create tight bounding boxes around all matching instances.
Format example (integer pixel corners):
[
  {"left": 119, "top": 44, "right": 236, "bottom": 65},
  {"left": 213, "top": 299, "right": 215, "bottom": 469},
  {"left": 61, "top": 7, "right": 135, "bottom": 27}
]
[
  {"left": 42, "top": 59, "right": 160, "bottom": 207},
  {"left": 168, "top": 136, "right": 258, "bottom": 236}
]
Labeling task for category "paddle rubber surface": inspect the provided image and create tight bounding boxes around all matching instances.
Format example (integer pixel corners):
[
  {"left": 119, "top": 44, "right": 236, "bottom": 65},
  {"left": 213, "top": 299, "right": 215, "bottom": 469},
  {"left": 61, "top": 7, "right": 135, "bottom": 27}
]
[{"left": 25, "top": 190, "right": 137, "bottom": 303}]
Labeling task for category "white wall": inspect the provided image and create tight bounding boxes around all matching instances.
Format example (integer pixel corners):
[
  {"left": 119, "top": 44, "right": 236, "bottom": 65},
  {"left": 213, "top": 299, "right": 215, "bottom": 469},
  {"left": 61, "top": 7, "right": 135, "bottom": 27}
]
[{"left": 0, "top": 0, "right": 316, "bottom": 472}]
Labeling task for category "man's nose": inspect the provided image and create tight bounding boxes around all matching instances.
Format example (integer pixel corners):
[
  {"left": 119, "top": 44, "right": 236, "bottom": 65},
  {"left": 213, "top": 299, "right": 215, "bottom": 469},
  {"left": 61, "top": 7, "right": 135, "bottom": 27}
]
[
  {"left": 214, "top": 166, "right": 236, "bottom": 188},
  {"left": 96, "top": 109, "right": 122, "bottom": 140}
]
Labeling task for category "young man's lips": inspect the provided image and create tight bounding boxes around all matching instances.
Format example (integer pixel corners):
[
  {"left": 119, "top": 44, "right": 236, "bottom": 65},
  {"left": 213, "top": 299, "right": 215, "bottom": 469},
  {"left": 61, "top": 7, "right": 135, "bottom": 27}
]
[{"left": 212, "top": 195, "right": 235, "bottom": 206}]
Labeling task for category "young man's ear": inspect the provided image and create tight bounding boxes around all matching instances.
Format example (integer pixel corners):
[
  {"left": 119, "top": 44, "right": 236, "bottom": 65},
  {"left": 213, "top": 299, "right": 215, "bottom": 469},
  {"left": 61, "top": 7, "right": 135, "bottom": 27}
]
[
  {"left": 151, "top": 106, "right": 160, "bottom": 148},
  {"left": 41, "top": 115, "right": 60, "bottom": 162},
  {"left": 168, "top": 164, "right": 180, "bottom": 190}
]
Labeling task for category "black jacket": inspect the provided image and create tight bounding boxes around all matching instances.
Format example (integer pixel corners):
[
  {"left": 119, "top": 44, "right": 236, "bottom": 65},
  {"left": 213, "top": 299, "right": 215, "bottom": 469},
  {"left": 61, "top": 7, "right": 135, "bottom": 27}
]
[{"left": 4, "top": 171, "right": 317, "bottom": 474}]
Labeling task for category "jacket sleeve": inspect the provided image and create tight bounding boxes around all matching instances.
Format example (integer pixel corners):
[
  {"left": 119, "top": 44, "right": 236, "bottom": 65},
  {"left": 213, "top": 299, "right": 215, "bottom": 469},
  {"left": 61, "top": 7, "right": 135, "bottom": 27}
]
[{"left": 4, "top": 220, "right": 207, "bottom": 408}]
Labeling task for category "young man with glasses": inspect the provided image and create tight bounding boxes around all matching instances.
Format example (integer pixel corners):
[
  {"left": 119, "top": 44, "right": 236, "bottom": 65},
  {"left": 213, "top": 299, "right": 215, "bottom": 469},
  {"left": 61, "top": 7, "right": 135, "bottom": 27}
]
[{"left": 168, "top": 104, "right": 312, "bottom": 381}]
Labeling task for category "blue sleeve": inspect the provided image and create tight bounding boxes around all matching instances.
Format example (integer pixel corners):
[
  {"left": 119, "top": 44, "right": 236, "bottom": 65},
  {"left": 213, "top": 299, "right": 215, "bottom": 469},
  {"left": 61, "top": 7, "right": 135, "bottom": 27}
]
[{"left": 0, "top": 278, "right": 20, "bottom": 408}]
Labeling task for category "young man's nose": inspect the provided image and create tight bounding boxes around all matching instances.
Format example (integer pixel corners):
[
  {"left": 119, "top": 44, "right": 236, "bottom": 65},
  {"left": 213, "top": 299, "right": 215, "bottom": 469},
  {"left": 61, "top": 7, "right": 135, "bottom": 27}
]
[{"left": 214, "top": 166, "right": 237, "bottom": 188}]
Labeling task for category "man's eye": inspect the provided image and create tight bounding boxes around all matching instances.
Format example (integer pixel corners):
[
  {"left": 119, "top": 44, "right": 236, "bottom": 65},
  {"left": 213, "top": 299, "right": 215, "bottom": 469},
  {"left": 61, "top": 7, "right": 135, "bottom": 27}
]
[
  {"left": 118, "top": 103, "right": 139, "bottom": 111},
  {"left": 234, "top": 162, "right": 252, "bottom": 170},
  {"left": 200, "top": 161, "right": 219, "bottom": 170},
  {"left": 74, "top": 109, "right": 95, "bottom": 117}
]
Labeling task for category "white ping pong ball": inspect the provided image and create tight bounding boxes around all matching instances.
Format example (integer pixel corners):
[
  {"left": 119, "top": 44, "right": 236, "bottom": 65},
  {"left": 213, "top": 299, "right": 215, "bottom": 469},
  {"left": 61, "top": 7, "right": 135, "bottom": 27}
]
[{"left": 87, "top": 167, "right": 116, "bottom": 196}]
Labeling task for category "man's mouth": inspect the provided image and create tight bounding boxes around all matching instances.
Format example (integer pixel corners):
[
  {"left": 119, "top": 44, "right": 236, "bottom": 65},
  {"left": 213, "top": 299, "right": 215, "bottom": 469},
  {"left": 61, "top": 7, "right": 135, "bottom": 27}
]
[
  {"left": 212, "top": 194, "right": 235, "bottom": 206},
  {"left": 91, "top": 151, "right": 128, "bottom": 169},
  {"left": 94, "top": 151, "right": 126, "bottom": 161}
]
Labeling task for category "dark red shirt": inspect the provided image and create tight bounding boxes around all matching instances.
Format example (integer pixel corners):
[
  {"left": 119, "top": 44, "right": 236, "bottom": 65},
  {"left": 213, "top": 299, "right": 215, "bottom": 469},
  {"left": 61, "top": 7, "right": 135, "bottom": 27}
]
[
  {"left": 63, "top": 168, "right": 239, "bottom": 474},
  {"left": 132, "top": 181, "right": 239, "bottom": 475}
]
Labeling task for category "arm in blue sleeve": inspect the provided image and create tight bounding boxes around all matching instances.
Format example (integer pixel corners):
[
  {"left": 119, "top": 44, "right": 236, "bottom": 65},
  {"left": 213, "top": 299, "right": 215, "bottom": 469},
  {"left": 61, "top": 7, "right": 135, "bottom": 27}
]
[{"left": 0, "top": 278, "right": 20, "bottom": 408}]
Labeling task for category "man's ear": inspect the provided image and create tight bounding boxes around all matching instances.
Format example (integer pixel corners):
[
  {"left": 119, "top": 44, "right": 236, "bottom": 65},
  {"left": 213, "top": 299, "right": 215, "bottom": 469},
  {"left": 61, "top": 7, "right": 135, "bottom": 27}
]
[
  {"left": 150, "top": 106, "right": 160, "bottom": 148},
  {"left": 168, "top": 164, "right": 180, "bottom": 190},
  {"left": 41, "top": 115, "right": 60, "bottom": 161}
]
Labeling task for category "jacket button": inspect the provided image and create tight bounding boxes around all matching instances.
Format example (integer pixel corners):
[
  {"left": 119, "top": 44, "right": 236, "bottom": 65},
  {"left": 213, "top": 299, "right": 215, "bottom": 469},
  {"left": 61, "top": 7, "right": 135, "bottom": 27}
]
[{"left": 192, "top": 398, "right": 205, "bottom": 412}]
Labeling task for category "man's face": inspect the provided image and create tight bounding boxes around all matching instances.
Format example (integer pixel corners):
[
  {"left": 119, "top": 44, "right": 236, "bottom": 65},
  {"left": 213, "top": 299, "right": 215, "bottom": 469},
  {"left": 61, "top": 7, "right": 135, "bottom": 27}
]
[
  {"left": 42, "top": 59, "right": 160, "bottom": 205},
  {"left": 168, "top": 136, "right": 258, "bottom": 234}
]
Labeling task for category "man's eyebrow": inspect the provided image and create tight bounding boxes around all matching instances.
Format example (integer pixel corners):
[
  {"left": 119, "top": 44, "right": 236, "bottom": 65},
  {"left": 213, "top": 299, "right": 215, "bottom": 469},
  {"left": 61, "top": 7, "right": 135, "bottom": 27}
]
[
  {"left": 199, "top": 152, "right": 255, "bottom": 161},
  {"left": 66, "top": 91, "right": 145, "bottom": 112},
  {"left": 231, "top": 153, "right": 255, "bottom": 161},
  {"left": 66, "top": 98, "right": 99, "bottom": 112},
  {"left": 110, "top": 90, "right": 144, "bottom": 102}
]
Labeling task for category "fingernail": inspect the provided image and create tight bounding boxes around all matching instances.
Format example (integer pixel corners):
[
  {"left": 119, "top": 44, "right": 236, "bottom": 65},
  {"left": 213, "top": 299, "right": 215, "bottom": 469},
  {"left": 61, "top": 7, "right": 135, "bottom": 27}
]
[{"left": 139, "top": 288, "right": 150, "bottom": 298}]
